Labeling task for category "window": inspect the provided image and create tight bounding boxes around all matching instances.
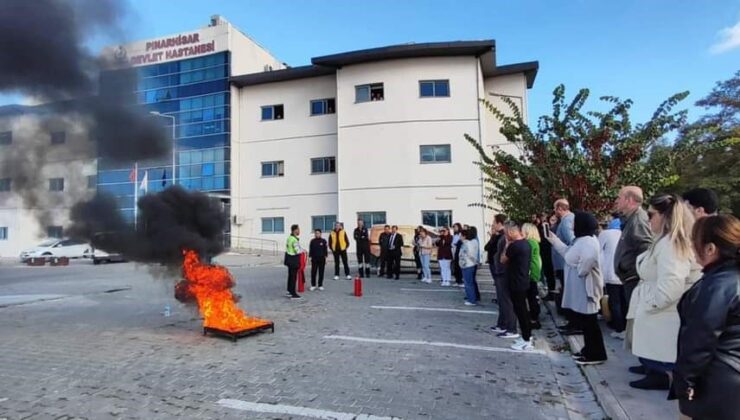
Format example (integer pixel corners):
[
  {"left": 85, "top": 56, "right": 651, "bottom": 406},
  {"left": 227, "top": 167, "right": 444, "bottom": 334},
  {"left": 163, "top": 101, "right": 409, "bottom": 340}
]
[
  {"left": 357, "top": 211, "right": 387, "bottom": 228},
  {"left": 422, "top": 210, "right": 452, "bottom": 228},
  {"left": 310, "top": 98, "right": 336, "bottom": 115},
  {"left": 50, "top": 131, "right": 66, "bottom": 145},
  {"left": 0, "top": 227, "right": 7, "bottom": 240},
  {"left": 201, "top": 163, "right": 215, "bottom": 176},
  {"left": 47, "top": 226, "right": 63, "bottom": 238},
  {"left": 49, "top": 178, "right": 65, "bottom": 192},
  {"left": 261, "top": 104, "right": 284, "bottom": 120},
  {"left": 261, "top": 161, "right": 284, "bottom": 177},
  {"left": 261, "top": 217, "right": 284, "bottom": 233},
  {"left": 311, "top": 157, "right": 336, "bottom": 174},
  {"left": 420, "top": 144, "right": 451, "bottom": 163},
  {"left": 0, "top": 131, "right": 11, "bottom": 145},
  {"left": 355, "top": 83, "right": 384, "bottom": 103},
  {"left": 419, "top": 80, "right": 450, "bottom": 97},
  {"left": 0, "top": 178, "right": 10, "bottom": 192},
  {"left": 87, "top": 175, "right": 97, "bottom": 189},
  {"left": 312, "top": 215, "right": 337, "bottom": 232}
]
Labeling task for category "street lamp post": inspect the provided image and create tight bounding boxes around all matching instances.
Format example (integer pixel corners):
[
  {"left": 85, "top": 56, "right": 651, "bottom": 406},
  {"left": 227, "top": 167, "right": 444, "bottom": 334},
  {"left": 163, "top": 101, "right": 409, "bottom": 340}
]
[{"left": 149, "top": 111, "right": 177, "bottom": 185}]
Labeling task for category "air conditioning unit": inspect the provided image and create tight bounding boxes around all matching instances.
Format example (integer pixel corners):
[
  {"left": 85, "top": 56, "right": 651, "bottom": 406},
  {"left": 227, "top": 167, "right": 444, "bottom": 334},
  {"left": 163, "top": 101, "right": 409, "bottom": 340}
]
[{"left": 232, "top": 215, "right": 244, "bottom": 225}]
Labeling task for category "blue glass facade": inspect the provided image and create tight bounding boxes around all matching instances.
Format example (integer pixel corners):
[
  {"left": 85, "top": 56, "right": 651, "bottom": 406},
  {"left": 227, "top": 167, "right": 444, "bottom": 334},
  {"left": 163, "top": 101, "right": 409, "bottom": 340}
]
[{"left": 98, "top": 52, "right": 231, "bottom": 222}]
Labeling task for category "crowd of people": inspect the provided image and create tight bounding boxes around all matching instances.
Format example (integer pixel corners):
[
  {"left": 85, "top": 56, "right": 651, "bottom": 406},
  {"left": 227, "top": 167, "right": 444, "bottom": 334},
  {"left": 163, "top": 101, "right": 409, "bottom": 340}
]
[{"left": 282, "top": 186, "right": 739, "bottom": 419}]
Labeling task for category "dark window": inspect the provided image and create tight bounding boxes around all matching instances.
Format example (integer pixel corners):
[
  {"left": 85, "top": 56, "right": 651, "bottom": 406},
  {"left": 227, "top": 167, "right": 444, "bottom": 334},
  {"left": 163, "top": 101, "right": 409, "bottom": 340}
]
[
  {"left": 419, "top": 80, "right": 450, "bottom": 97},
  {"left": 311, "top": 157, "right": 336, "bottom": 174},
  {"left": 261, "top": 161, "right": 284, "bottom": 177},
  {"left": 0, "top": 131, "right": 11, "bottom": 145},
  {"left": 357, "top": 212, "right": 386, "bottom": 228},
  {"left": 51, "top": 131, "right": 66, "bottom": 145},
  {"left": 87, "top": 175, "right": 96, "bottom": 189},
  {"left": 355, "top": 83, "right": 384, "bottom": 103},
  {"left": 261, "top": 104, "right": 284, "bottom": 120},
  {"left": 310, "top": 98, "right": 336, "bottom": 115},
  {"left": 420, "top": 144, "right": 451, "bottom": 163},
  {"left": 47, "top": 226, "right": 63, "bottom": 238},
  {"left": 261, "top": 217, "right": 285, "bottom": 233},
  {"left": 312, "top": 215, "right": 337, "bottom": 232},
  {"left": 49, "top": 178, "right": 65, "bottom": 192},
  {"left": 0, "top": 178, "right": 10, "bottom": 192},
  {"left": 422, "top": 210, "right": 452, "bottom": 228},
  {"left": 0, "top": 227, "right": 7, "bottom": 240}
]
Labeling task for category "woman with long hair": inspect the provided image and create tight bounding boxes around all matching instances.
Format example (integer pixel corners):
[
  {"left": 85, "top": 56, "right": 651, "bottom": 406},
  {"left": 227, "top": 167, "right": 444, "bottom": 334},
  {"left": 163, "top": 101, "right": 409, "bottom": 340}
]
[
  {"left": 627, "top": 194, "right": 701, "bottom": 390},
  {"left": 671, "top": 214, "right": 740, "bottom": 419},
  {"left": 418, "top": 227, "right": 433, "bottom": 284}
]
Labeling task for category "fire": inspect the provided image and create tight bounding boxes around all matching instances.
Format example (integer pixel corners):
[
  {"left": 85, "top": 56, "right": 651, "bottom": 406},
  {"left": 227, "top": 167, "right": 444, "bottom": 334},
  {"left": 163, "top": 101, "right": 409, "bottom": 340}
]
[{"left": 180, "top": 249, "right": 272, "bottom": 332}]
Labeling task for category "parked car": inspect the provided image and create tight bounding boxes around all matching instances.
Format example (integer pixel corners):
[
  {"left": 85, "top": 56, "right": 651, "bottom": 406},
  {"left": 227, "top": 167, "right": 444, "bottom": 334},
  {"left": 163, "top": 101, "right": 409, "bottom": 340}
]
[
  {"left": 91, "top": 248, "right": 126, "bottom": 264},
  {"left": 19, "top": 238, "right": 92, "bottom": 262}
]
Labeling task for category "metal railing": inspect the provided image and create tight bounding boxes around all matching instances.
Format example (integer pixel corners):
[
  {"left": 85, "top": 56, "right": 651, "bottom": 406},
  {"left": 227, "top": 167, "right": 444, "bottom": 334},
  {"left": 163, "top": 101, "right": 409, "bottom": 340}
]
[{"left": 228, "top": 235, "right": 279, "bottom": 256}]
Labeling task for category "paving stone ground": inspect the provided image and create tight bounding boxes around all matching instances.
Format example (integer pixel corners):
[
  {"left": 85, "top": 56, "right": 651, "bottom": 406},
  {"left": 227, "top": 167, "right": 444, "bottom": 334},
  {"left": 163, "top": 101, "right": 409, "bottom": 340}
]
[{"left": 0, "top": 257, "right": 604, "bottom": 419}]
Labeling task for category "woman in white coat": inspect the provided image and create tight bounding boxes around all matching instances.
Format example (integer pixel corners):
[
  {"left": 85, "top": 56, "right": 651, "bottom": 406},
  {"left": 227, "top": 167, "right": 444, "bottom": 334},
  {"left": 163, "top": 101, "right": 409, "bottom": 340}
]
[
  {"left": 627, "top": 194, "right": 701, "bottom": 390},
  {"left": 547, "top": 211, "right": 607, "bottom": 365}
]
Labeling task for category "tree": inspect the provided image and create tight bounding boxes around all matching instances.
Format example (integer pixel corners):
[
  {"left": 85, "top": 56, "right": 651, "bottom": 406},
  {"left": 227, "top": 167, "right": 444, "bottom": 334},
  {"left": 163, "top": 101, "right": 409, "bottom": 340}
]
[
  {"left": 669, "top": 71, "right": 740, "bottom": 215},
  {"left": 466, "top": 85, "right": 693, "bottom": 221}
]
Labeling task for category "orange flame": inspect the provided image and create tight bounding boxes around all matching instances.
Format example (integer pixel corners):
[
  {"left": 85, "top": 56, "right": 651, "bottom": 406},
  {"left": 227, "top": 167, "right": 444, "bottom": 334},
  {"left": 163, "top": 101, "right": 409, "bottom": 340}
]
[{"left": 181, "top": 249, "right": 271, "bottom": 332}]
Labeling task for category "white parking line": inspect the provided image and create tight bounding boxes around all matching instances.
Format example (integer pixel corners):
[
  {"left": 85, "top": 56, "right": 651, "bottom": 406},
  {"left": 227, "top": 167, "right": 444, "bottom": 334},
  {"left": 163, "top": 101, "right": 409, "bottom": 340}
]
[
  {"left": 323, "top": 335, "right": 546, "bottom": 355},
  {"left": 371, "top": 305, "right": 497, "bottom": 315},
  {"left": 399, "top": 288, "right": 460, "bottom": 292},
  {"left": 217, "top": 398, "right": 401, "bottom": 420}
]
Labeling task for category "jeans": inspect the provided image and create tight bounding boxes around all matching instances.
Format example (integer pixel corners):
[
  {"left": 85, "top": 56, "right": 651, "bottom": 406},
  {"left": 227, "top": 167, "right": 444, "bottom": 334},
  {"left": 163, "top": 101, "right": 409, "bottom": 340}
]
[
  {"left": 639, "top": 357, "right": 675, "bottom": 374},
  {"left": 420, "top": 254, "right": 431, "bottom": 280},
  {"left": 574, "top": 312, "right": 607, "bottom": 360},
  {"left": 333, "top": 250, "right": 349, "bottom": 276},
  {"left": 511, "top": 289, "right": 532, "bottom": 341},
  {"left": 491, "top": 266, "right": 517, "bottom": 332},
  {"left": 439, "top": 259, "right": 452, "bottom": 283},
  {"left": 605, "top": 283, "right": 627, "bottom": 332},
  {"left": 462, "top": 266, "right": 478, "bottom": 304},
  {"left": 310, "top": 259, "right": 325, "bottom": 287},
  {"left": 527, "top": 282, "right": 541, "bottom": 321}
]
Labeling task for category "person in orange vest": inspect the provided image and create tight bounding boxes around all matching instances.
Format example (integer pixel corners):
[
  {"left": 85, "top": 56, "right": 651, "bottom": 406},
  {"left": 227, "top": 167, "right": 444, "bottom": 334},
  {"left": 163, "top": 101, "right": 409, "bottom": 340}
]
[{"left": 329, "top": 222, "right": 351, "bottom": 280}]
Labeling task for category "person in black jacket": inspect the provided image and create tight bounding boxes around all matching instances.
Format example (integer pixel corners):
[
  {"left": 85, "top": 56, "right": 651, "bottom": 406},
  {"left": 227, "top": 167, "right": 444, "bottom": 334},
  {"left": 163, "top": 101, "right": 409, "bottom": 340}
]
[
  {"left": 378, "top": 225, "right": 391, "bottom": 276},
  {"left": 353, "top": 219, "right": 371, "bottom": 278},
  {"left": 387, "top": 225, "right": 404, "bottom": 279},
  {"left": 308, "top": 229, "right": 328, "bottom": 290},
  {"left": 671, "top": 214, "right": 740, "bottom": 420},
  {"left": 413, "top": 226, "right": 423, "bottom": 280}
]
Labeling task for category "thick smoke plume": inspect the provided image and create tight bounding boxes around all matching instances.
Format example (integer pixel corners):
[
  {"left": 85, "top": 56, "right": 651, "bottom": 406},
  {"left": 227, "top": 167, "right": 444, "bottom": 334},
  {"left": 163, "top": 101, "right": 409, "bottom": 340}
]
[{"left": 67, "top": 186, "right": 228, "bottom": 266}]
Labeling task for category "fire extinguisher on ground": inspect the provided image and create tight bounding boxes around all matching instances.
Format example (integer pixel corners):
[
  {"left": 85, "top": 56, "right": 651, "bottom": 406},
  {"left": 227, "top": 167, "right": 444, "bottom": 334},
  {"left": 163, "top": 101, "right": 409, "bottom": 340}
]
[
  {"left": 297, "top": 252, "right": 307, "bottom": 293},
  {"left": 353, "top": 275, "right": 362, "bottom": 297}
]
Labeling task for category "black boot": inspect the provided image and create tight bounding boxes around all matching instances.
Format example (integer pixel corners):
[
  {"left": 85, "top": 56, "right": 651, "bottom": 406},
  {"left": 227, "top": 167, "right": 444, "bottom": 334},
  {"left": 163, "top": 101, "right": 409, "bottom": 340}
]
[
  {"left": 359, "top": 267, "right": 364, "bottom": 278},
  {"left": 629, "top": 373, "right": 669, "bottom": 390},
  {"left": 365, "top": 266, "right": 371, "bottom": 278}
]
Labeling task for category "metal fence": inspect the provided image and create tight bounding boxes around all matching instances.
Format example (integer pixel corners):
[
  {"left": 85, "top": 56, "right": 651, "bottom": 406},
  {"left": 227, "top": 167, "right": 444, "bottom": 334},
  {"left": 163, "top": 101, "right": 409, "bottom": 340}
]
[{"left": 228, "top": 235, "right": 279, "bottom": 256}]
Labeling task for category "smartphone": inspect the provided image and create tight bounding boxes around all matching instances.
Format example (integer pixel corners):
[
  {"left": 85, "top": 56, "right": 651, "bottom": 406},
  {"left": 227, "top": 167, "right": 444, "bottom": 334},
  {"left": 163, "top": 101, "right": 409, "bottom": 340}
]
[{"left": 543, "top": 222, "right": 551, "bottom": 237}]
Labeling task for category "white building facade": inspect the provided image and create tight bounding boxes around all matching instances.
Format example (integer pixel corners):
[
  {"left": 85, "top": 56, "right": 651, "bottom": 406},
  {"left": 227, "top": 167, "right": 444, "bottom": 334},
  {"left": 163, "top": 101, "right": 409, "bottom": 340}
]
[{"left": 230, "top": 41, "right": 538, "bottom": 247}]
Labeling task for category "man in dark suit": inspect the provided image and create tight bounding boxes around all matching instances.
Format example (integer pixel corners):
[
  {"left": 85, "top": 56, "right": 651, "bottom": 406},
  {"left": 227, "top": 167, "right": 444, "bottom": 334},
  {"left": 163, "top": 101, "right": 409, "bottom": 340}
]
[
  {"left": 378, "top": 225, "right": 391, "bottom": 276},
  {"left": 387, "top": 225, "right": 404, "bottom": 279}
]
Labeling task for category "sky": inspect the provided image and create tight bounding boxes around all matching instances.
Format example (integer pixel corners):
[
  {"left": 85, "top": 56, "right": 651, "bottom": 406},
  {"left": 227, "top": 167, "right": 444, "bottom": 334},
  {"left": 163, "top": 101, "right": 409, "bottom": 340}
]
[{"left": 3, "top": 0, "right": 739, "bottom": 125}]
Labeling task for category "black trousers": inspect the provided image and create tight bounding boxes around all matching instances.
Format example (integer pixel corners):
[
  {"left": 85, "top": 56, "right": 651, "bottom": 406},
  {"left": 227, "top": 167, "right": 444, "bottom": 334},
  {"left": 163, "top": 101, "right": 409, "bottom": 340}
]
[
  {"left": 333, "top": 250, "right": 349, "bottom": 276},
  {"left": 511, "top": 289, "right": 532, "bottom": 341},
  {"left": 387, "top": 251, "right": 401, "bottom": 278},
  {"left": 311, "top": 259, "right": 325, "bottom": 287},
  {"left": 542, "top": 252, "right": 555, "bottom": 292},
  {"left": 527, "top": 282, "right": 541, "bottom": 321},
  {"left": 287, "top": 266, "right": 298, "bottom": 296},
  {"left": 356, "top": 245, "right": 371, "bottom": 266},
  {"left": 605, "top": 283, "right": 626, "bottom": 332},
  {"left": 379, "top": 250, "right": 387, "bottom": 275},
  {"left": 573, "top": 312, "right": 607, "bottom": 360}
]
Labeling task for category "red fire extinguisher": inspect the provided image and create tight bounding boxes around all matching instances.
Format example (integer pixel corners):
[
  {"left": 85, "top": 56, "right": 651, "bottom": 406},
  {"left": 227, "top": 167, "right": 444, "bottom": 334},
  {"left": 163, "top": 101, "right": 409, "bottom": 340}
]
[
  {"left": 353, "top": 275, "right": 363, "bottom": 297},
  {"left": 297, "top": 252, "right": 307, "bottom": 293}
]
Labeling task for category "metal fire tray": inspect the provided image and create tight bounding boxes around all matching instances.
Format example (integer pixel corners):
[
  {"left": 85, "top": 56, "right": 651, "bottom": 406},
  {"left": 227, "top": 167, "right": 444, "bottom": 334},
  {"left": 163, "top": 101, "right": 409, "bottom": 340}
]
[{"left": 202, "top": 322, "right": 275, "bottom": 342}]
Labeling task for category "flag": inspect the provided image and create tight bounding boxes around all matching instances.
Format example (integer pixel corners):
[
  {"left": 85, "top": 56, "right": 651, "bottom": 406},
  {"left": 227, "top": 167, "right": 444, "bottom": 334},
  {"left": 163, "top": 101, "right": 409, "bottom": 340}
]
[
  {"left": 161, "top": 169, "right": 167, "bottom": 187},
  {"left": 128, "top": 167, "right": 136, "bottom": 183},
  {"left": 140, "top": 170, "right": 148, "bottom": 193}
]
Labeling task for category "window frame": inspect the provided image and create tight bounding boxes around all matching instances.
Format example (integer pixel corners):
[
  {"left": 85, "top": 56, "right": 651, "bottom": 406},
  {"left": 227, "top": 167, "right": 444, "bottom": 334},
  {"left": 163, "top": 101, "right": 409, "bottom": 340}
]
[
  {"left": 311, "top": 215, "right": 337, "bottom": 232},
  {"left": 310, "top": 156, "right": 336, "bottom": 175},
  {"left": 355, "top": 83, "right": 384, "bottom": 103},
  {"left": 421, "top": 210, "right": 453, "bottom": 228},
  {"left": 310, "top": 98, "right": 336, "bottom": 116},
  {"left": 261, "top": 161, "right": 285, "bottom": 178},
  {"left": 49, "top": 178, "right": 65, "bottom": 192},
  {"left": 261, "top": 217, "right": 285, "bottom": 234},
  {"left": 419, "top": 144, "right": 452, "bottom": 164},
  {"left": 419, "top": 80, "right": 450, "bottom": 98},
  {"left": 261, "top": 104, "right": 285, "bottom": 121},
  {"left": 357, "top": 211, "right": 387, "bottom": 228}
]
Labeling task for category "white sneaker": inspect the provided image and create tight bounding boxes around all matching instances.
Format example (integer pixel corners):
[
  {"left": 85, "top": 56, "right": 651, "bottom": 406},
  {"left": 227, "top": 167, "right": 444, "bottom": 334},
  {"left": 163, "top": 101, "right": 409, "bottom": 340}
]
[
  {"left": 309, "top": 286, "right": 316, "bottom": 291},
  {"left": 440, "top": 282, "right": 451, "bottom": 287},
  {"left": 421, "top": 278, "right": 432, "bottom": 284},
  {"left": 490, "top": 326, "right": 506, "bottom": 333},
  {"left": 463, "top": 301, "right": 477, "bottom": 306},
  {"left": 511, "top": 339, "right": 534, "bottom": 351},
  {"left": 346, "top": 275, "right": 352, "bottom": 280},
  {"left": 610, "top": 331, "right": 626, "bottom": 340},
  {"left": 318, "top": 287, "right": 324, "bottom": 291},
  {"left": 333, "top": 275, "right": 339, "bottom": 280}
]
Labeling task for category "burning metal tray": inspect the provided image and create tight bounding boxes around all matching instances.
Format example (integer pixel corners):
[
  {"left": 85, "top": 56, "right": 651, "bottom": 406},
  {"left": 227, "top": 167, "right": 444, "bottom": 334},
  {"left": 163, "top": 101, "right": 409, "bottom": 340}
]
[{"left": 202, "top": 323, "right": 275, "bottom": 342}]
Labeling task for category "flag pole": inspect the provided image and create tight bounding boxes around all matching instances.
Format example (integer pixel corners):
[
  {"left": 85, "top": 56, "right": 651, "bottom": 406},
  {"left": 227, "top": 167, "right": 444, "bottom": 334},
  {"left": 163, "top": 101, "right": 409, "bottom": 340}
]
[{"left": 134, "top": 162, "right": 138, "bottom": 230}]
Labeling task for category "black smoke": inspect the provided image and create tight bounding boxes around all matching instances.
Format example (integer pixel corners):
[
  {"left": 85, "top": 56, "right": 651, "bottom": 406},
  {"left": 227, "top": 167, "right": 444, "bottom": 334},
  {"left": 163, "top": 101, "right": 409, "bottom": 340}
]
[{"left": 67, "top": 186, "right": 228, "bottom": 266}]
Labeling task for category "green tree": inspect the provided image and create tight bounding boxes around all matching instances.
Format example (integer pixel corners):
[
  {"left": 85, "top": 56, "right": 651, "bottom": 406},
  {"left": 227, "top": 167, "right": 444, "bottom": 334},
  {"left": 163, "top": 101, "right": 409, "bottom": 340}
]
[
  {"left": 669, "top": 71, "right": 740, "bottom": 215},
  {"left": 466, "top": 85, "right": 693, "bottom": 221}
]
